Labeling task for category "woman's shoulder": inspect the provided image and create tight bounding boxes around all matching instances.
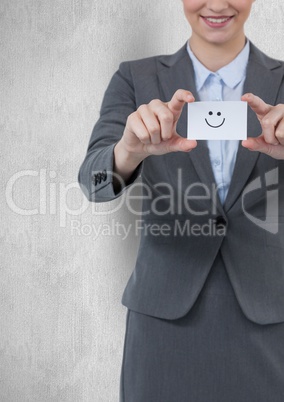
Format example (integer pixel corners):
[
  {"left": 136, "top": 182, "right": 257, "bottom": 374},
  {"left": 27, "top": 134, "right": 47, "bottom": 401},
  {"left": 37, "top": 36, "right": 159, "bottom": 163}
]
[
  {"left": 118, "top": 42, "right": 188, "bottom": 75},
  {"left": 249, "top": 41, "right": 284, "bottom": 69}
]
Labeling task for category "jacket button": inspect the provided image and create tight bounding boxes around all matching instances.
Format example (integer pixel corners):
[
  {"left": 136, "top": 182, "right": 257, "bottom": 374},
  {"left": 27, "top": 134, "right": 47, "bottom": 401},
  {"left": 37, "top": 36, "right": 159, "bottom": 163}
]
[
  {"left": 97, "top": 173, "right": 102, "bottom": 184},
  {"left": 102, "top": 170, "right": 107, "bottom": 181},
  {"left": 92, "top": 174, "right": 98, "bottom": 185},
  {"left": 215, "top": 216, "right": 227, "bottom": 229}
]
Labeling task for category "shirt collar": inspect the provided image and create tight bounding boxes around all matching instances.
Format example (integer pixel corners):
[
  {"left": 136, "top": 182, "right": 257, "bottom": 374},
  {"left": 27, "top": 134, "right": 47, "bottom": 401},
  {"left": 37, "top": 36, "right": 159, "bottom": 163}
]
[{"left": 186, "top": 40, "right": 250, "bottom": 91}]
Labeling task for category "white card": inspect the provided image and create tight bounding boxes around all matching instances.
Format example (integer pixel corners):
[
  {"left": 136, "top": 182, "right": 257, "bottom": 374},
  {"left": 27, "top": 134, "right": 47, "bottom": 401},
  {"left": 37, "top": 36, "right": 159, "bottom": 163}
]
[{"left": 187, "top": 101, "right": 247, "bottom": 140}]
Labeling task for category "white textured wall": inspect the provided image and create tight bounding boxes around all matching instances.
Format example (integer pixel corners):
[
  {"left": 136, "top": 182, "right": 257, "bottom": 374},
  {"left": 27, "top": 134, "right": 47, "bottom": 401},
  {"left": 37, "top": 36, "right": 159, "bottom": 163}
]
[{"left": 1, "top": 1, "right": 284, "bottom": 401}]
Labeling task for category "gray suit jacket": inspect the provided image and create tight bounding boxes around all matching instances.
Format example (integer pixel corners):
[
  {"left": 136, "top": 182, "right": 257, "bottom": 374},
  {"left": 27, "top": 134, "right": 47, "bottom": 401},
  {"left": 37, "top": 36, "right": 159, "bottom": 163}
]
[{"left": 78, "top": 41, "right": 284, "bottom": 325}]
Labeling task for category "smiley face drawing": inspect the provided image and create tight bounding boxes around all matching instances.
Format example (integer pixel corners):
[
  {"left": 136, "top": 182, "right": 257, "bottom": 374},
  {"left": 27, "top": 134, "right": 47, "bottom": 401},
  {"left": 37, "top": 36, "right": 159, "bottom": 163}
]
[
  {"left": 205, "top": 111, "right": 226, "bottom": 128},
  {"left": 187, "top": 101, "right": 247, "bottom": 140}
]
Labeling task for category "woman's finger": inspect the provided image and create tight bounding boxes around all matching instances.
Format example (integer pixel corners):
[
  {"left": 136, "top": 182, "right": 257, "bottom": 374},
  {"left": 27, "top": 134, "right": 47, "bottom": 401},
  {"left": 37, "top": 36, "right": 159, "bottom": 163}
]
[
  {"left": 274, "top": 112, "right": 284, "bottom": 145},
  {"left": 167, "top": 89, "right": 195, "bottom": 120},
  {"left": 259, "top": 105, "right": 284, "bottom": 145},
  {"left": 126, "top": 112, "right": 151, "bottom": 145},
  {"left": 138, "top": 104, "right": 162, "bottom": 145},
  {"left": 242, "top": 93, "right": 272, "bottom": 118},
  {"left": 156, "top": 107, "right": 174, "bottom": 141},
  {"left": 242, "top": 135, "right": 284, "bottom": 159}
]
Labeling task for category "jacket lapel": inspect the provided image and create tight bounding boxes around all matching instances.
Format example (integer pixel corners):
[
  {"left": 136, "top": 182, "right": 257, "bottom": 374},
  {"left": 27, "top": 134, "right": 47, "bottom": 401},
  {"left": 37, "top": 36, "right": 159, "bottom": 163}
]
[
  {"left": 157, "top": 43, "right": 224, "bottom": 215},
  {"left": 224, "top": 42, "right": 284, "bottom": 212},
  {"left": 157, "top": 41, "right": 284, "bottom": 215}
]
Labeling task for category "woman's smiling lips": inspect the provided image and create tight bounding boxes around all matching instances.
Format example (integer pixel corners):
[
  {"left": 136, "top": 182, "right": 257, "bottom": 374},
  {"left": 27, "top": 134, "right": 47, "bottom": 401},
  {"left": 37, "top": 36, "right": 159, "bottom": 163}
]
[{"left": 201, "top": 15, "right": 234, "bottom": 28}]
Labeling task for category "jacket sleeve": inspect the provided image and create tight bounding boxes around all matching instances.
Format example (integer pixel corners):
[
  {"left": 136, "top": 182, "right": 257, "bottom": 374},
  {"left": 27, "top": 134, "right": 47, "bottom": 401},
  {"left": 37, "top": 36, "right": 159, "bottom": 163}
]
[{"left": 78, "top": 61, "right": 143, "bottom": 202}]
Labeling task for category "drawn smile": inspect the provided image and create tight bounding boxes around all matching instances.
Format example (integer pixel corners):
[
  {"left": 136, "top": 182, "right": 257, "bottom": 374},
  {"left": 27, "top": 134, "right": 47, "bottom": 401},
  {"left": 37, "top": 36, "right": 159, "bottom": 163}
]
[
  {"left": 205, "top": 118, "right": 225, "bottom": 128},
  {"left": 205, "top": 111, "right": 225, "bottom": 128}
]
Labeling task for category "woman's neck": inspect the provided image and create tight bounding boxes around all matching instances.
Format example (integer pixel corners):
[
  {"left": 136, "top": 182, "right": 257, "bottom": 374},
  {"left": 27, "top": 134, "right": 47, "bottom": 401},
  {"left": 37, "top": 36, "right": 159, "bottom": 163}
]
[{"left": 189, "top": 35, "right": 247, "bottom": 72}]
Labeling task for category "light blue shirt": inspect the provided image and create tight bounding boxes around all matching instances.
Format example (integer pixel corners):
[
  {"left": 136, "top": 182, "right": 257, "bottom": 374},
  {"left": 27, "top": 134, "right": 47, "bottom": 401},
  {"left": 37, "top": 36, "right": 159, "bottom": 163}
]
[{"left": 187, "top": 41, "right": 250, "bottom": 204}]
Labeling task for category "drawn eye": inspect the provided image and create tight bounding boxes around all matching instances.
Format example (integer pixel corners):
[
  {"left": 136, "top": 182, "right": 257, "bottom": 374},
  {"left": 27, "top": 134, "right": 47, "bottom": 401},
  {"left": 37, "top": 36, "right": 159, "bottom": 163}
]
[
  {"left": 209, "top": 111, "right": 213, "bottom": 115},
  {"left": 217, "top": 112, "right": 221, "bottom": 116}
]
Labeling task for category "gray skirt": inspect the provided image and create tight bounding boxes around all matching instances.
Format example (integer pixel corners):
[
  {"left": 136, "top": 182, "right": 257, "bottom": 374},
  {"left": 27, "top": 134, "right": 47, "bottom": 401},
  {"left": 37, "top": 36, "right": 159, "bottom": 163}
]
[{"left": 119, "top": 255, "right": 284, "bottom": 402}]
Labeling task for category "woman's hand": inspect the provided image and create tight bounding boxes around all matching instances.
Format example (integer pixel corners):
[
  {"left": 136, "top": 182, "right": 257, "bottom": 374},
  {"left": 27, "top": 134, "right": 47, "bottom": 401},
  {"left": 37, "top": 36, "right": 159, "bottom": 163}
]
[
  {"left": 242, "top": 93, "right": 284, "bottom": 159},
  {"left": 114, "top": 89, "right": 197, "bottom": 182}
]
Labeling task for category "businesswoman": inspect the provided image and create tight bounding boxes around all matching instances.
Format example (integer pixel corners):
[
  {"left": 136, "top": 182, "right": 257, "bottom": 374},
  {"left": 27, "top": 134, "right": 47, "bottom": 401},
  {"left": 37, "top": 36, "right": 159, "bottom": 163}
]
[{"left": 79, "top": 1, "right": 284, "bottom": 400}]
